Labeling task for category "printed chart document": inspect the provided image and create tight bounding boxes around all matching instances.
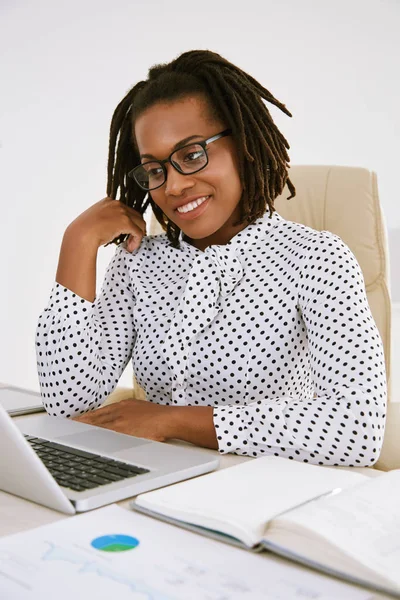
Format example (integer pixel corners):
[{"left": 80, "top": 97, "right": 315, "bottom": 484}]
[{"left": 0, "top": 504, "right": 374, "bottom": 600}]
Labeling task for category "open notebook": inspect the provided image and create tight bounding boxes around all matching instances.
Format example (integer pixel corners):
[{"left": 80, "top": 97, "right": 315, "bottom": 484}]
[{"left": 132, "top": 456, "right": 400, "bottom": 598}]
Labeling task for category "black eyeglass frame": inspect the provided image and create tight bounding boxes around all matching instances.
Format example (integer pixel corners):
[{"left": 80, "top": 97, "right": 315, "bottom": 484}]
[{"left": 128, "top": 128, "right": 232, "bottom": 191}]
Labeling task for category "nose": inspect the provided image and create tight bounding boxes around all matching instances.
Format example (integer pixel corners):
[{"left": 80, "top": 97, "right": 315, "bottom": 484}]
[{"left": 164, "top": 163, "right": 195, "bottom": 197}]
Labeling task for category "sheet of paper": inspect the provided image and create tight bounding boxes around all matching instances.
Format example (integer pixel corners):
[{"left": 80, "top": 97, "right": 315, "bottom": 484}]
[{"left": 0, "top": 504, "right": 373, "bottom": 600}]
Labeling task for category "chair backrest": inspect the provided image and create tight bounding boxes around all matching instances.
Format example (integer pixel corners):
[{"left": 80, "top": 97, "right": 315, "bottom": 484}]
[{"left": 274, "top": 165, "right": 391, "bottom": 400}]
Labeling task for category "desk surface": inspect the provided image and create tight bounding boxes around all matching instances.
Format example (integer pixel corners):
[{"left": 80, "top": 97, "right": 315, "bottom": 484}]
[{"left": 0, "top": 388, "right": 390, "bottom": 600}]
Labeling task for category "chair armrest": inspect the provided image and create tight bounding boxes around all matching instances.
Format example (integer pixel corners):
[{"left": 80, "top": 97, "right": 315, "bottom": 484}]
[{"left": 375, "top": 401, "right": 400, "bottom": 471}]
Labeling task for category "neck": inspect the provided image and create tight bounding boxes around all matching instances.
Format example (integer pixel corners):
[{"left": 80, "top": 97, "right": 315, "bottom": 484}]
[{"left": 183, "top": 210, "right": 249, "bottom": 252}]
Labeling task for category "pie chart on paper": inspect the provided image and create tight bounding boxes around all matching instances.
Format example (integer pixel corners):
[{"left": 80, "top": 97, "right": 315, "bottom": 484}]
[{"left": 91, "top": 534, "right": 140, "bottom": 552}]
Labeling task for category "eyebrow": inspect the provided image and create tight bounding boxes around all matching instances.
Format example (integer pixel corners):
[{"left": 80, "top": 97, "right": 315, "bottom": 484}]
[{"left": 140, "top": 134, "right": 204, "bottom": 160}]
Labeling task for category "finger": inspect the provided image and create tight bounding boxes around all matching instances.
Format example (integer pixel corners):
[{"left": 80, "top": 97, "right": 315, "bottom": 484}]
[
  {"left": 73, "top": 410, "right": 103, "bottom": 421},
  {"left": 105, "top": 220, "right": 145, "bottom": 249},
  {"left": 73, "top": 405, "right": 113, "bottom": 422},
  {"left": 126, "top": 233, "right": 143, "bottom": 253},
  {"left": 129, "top": 215, "right": 147, "bottom": 237},
  {"left": 121, "top": 218, "right": 147, "bottom": 251},
  {"left": 74, "top": 412, "right": 117, "bottom": 426},
  {"left": 73, "top": 414, "right": 94, "bottom": 423},
  {"left": 120, "top": 205, "right": 147, "bottom": 234},
  {"left": 106, "top": 198, "right": 147, "bottom": 237}
]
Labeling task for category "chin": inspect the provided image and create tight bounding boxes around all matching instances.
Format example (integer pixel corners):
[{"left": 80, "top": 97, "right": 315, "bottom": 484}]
[
  {"left": 177, "top": 215, "right": 225, "bottom": 239},
  {"left": 180, "top": 224, "right": 221, "bottom": 240}
]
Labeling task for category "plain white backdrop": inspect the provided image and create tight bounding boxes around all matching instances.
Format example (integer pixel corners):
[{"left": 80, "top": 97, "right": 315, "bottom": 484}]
[{"left": 0, "top": 0, "right": 399, "bottom": 393}]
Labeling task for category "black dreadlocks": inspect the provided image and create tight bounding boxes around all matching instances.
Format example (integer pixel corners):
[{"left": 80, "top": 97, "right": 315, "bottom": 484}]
[{"left": 106, "top": 50, "right": 295, "bottom": 248}]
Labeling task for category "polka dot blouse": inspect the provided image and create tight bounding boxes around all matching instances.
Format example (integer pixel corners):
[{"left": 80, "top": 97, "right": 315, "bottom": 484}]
[{"left": 36, "top": 211, "right": 387, "bottom": 466}]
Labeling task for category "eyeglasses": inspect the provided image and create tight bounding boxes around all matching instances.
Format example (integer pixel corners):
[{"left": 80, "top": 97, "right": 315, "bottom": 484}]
[{"left": 128, "top": 129, "right": 232, "bottom": 191}]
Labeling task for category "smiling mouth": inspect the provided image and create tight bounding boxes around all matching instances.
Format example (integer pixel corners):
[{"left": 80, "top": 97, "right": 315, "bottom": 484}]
[{"left": 176, "top": 195, "right": 210, "bottom": 214}]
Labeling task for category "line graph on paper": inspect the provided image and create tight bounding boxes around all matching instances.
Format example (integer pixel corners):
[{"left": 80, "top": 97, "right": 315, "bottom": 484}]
[
  {"left": 0, "top": 541, "right": 280, "bottom": 600},
  {"left": 0, "top": 544, "right": 174, "bottom": 600},
  {"left": 0, "top": 541, "right": 371, "bottom": 600}
]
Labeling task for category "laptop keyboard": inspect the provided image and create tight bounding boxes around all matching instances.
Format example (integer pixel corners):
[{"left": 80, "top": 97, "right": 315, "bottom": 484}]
[{"left": 24, "top": 435, "right": 150, "bottom": 493}]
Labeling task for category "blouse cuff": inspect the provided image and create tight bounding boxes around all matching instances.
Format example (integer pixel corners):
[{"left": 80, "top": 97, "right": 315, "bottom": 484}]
[
  {"left": 213, "top": 405, "right": 250, "bottom": 454},
  {"left": 45, "top": 282, "right": 94, "bottom": 328}
]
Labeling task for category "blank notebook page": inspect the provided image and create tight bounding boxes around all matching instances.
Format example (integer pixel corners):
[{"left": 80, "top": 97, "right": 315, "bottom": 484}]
[{"left": 269, "top": 469, "right": 400, "bottom": 587}]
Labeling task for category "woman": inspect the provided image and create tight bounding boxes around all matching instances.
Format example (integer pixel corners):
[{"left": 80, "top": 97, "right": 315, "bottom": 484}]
[{"left": 36, "top": 50, "right": 387, "bottom": 466}]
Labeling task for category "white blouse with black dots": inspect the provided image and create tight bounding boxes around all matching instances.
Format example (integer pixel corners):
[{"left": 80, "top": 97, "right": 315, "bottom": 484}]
[{"left": 36, "top": 211, "right": 387, "bottom": 466}]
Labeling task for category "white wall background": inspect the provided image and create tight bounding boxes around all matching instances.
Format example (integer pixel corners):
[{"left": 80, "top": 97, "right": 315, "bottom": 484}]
[{"left": 0, "top": 0, "right": 399, "bottom": 394}]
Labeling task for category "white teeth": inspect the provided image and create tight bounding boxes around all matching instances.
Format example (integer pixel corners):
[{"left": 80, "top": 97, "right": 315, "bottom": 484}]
[{"left": 177, "top": 196, "right": 209, "bottom": 214}]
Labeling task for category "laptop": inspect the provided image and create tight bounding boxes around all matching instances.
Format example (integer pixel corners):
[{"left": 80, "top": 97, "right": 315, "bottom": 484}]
[
  {"left": 0, "top": 399, "right": 219, "bottom": 515},
  {"left": 0, "top": 385, "right": 46, "bottom": 416}
]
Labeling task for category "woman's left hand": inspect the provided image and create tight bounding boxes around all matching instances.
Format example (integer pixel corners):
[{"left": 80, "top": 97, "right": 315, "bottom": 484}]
[{"left": 73, "top": 399, "right": 172, "bottom": 442}]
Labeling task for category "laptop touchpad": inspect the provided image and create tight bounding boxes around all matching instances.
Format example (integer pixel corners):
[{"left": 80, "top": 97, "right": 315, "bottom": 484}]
[{"left": 57, "top": 429, "right": 151, "bottom": 454}]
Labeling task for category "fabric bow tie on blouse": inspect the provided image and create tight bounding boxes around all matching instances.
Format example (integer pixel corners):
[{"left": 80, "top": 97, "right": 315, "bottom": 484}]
[{"left": 163, "top": 211, "right": 282, "bottom": 405}]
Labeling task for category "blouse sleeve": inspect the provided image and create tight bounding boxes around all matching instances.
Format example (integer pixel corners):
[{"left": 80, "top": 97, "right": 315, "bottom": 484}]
[
  {"left": 213, "top": 231, "right": 387, "bottom": 466},
  {"left": 35, "top": 245, "right": 136, "bottom": 417}
]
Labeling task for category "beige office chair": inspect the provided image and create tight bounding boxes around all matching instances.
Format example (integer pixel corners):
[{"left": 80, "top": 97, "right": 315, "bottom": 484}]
[{"left": 105, "top": 165, "right": 399, "bottom": 471}]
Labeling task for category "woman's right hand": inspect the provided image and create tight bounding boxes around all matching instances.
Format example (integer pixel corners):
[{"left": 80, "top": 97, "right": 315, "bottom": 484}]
[{"left": 66, "top": 197, "right": 147, "bottom": 253}]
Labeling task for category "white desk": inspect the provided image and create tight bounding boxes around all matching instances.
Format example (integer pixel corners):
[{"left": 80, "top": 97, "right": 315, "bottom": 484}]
[{"left": 0, "top": 391, "right": 392, "bottom": 600}]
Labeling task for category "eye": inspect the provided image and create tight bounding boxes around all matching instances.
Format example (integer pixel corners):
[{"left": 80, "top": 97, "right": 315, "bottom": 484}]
[
  {"left": 143, "top": 164, "right": 164, "bottom": 179},
  {"left": 182, "top": 148, "right": 205, "bottom": 163},
  {"left": 148, "top": 167, "right": 163, "bottom": 177}
]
